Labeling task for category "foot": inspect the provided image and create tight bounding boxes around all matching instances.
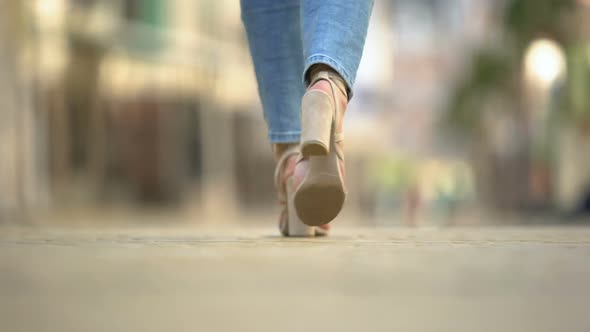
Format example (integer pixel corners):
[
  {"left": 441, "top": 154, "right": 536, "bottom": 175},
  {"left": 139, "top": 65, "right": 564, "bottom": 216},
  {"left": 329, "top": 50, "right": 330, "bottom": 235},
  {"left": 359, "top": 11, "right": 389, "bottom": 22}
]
[
  {"left": 274, "top": 144, "right": 330, "bottom": 236},
  {"left": 293, "top": 67, "right": 348, "bottom": 226}
]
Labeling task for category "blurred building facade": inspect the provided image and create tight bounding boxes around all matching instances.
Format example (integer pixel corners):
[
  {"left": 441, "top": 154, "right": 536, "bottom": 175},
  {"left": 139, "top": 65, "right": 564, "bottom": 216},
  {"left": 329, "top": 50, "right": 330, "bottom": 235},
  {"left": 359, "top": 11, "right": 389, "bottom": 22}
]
[
  {"left": 0, "top": 2, "right": 49, "bottom": 222},
  {"left": 0, "top": 0, "right": 263, "bottom": 223}
]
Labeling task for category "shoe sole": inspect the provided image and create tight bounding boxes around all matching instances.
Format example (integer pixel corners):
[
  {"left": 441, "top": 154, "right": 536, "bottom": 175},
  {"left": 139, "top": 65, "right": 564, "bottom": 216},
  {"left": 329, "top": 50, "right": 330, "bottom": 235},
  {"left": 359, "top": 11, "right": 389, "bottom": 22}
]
[
  {"left": 293, "top": 151, "right": 345, "bottom": 226},
  {"left": 286, "top": 177, "right": 316, "bottom": 237}
]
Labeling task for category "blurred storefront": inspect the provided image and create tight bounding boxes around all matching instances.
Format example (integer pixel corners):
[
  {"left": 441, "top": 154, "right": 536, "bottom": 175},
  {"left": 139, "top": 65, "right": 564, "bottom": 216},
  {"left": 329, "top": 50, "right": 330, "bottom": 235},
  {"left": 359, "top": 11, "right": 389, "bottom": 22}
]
[{"left": 0, "top": 0, "right": 264, "bottom": 223}]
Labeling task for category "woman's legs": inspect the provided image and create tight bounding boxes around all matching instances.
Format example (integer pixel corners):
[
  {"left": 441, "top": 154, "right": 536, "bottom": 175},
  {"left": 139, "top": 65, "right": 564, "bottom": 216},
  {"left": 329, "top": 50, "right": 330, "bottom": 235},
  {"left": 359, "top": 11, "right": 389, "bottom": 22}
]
[
  {"left": 241, "top": 0, "right": 373, "bottom": 233},
  {"left": 240, "top": 0, "right": 373, "bottom": 143},
  {"left": 301, "top": 0, "right": 374, "bottom": 94},
  {"left": 242, "top": 0, "right": 320, "bottom": 236},
  {"left": 240, "top": 0, "right": 304, "bottom": 144},
  {"left": 292, "top": 0, "right": 373, "bottom": 226}
]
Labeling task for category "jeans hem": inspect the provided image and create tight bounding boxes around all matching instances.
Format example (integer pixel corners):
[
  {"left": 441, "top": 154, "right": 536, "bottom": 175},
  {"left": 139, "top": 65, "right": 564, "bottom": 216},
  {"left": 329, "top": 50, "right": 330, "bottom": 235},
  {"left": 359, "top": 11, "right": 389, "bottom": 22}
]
[
  {"left": 304, "top": 54, "right": 354, "bottom": 99},
  {"left": 268, "top": 131, "right": 301, "bottom": 144}
]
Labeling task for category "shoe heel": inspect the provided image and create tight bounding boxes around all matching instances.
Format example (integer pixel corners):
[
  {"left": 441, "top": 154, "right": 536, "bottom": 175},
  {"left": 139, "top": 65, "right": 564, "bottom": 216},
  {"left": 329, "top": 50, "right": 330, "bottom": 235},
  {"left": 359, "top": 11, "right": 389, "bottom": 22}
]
[
  {"left": 301, "top": 90, "right": 333, "bottom": 157},
  {"left": 286, "top": 177, "right": 315, "bottom": 237}
]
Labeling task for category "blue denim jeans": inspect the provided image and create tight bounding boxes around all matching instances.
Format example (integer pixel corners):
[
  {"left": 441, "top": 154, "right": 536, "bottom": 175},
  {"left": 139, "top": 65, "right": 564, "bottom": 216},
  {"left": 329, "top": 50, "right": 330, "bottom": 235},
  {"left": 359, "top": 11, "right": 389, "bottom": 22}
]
[{"left": 241, "top": 0, "right": 373, "bottom": 143}]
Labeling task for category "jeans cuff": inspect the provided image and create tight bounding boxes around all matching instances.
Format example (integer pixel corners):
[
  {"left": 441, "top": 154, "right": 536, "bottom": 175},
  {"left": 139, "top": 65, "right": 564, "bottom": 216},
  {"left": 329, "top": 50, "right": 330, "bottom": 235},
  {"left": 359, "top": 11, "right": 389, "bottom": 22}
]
[
  {"left": 304, "top": 54, "right": 354, "bottom": 99},
  {"left": 268, "top": 130, "right": 301, "bottom": 144}
]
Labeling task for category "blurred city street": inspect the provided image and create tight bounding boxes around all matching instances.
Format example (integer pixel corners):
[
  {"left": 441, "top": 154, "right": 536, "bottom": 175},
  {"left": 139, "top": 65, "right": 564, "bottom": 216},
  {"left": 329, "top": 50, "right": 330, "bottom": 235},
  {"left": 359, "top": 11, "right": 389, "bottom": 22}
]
[
  {"left": 2, "top": 1, "right": 590, "bottom": 331},
  {"left": 2, "top": 223, "right": 590, "bottom": 332}
]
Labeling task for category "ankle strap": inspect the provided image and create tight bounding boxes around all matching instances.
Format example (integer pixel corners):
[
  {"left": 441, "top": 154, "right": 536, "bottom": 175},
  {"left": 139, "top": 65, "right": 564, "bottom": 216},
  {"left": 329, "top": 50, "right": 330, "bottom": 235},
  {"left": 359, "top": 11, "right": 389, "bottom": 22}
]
[
  {"left": 274, "top": 145, "right": 300, "bottom": 192},
  {"left": 309, "top": 70, "right": 348, "bottom": 100}
]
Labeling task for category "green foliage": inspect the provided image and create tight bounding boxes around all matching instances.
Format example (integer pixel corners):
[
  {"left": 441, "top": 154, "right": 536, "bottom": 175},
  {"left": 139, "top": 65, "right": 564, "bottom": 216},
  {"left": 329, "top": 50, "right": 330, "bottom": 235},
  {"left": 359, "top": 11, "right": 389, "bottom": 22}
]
[
  {"left": 445, "top": 49, "right": 516, "bottom": 132},
  {"left": 445, "top": 0, "right": 579, "bottom": 133},
  {"left": 563, "top": 44, "right": 590, "bottom": 120},
  {"left": 505, "top": 0, "right": 575, "bottom": 47},
  {"left": 369, "top": 155, "right": 419, "bottom": 191}
]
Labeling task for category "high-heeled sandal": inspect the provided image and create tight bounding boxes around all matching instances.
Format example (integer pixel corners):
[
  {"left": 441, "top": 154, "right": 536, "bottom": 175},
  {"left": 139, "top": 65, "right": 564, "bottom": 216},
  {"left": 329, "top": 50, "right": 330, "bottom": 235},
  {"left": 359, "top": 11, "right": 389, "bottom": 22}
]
[
  {"left": 293, "top": 70, "right": 348, "bottom": 226},
  {"left": 275, "top": 145, "right": 329, "bottom": 237}
]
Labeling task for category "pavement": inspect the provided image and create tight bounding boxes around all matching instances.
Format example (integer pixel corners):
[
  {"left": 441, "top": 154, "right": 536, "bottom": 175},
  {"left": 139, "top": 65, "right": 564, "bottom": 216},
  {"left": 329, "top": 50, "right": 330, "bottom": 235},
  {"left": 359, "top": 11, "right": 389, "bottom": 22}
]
[{"left": 1, "top": 225, "right": 590, "bottom": 332}]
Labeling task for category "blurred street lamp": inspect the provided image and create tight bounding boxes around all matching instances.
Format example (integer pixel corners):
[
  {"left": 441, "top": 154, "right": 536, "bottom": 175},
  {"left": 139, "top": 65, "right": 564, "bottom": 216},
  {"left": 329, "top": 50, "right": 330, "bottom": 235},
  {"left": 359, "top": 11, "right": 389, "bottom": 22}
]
[
  {"left": 524, "top": 39, "right": 566, "bottom": 88},
  {"left": 523, "top": 38, "right": 566, "bottom": 137}
]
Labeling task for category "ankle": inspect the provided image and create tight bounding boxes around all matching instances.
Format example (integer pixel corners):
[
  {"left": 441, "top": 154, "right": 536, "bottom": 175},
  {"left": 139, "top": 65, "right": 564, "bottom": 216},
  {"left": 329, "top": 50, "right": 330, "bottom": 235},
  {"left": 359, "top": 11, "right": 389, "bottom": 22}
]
[
  {"left": 307, "top": 64, "right": 334, "bottom": 81},
  {"left": 273, "top": 143, "right": 298, "bottom": 162},
  {"left": 309, "top": 80, "right": 331, "bottom": 93},
  {"left": 309, "top": 78, "right": 348, "bottom": 117},
  {"left": 307, "top": 64, "right": 349, "bottom": 100}
]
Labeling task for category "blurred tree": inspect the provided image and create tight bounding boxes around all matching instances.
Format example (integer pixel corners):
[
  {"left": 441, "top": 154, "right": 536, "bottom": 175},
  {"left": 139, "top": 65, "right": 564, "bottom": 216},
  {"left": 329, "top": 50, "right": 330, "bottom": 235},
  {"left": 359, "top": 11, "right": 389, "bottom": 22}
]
[
  {"left": 505, "top": 0, "right": 575, "bottom": 48},
  {"left": 561, "top": 42, "right": 590, "bottom": 123},
  {"left": 447, "top": 0, "right": 576, "bottom": 133},
  {"left": 443, "top": 0, "right": 582, "bottom": 210}
]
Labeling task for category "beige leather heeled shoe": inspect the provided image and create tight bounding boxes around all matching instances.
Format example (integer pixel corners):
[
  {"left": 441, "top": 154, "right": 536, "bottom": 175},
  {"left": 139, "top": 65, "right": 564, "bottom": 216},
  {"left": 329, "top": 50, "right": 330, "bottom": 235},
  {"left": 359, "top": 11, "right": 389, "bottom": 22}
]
[
  {"left": 274, "top": 145, "right": 329, "bottom": 237},
  {"left": 293, "top": 70, "right": 348, "bottom": 226}
]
